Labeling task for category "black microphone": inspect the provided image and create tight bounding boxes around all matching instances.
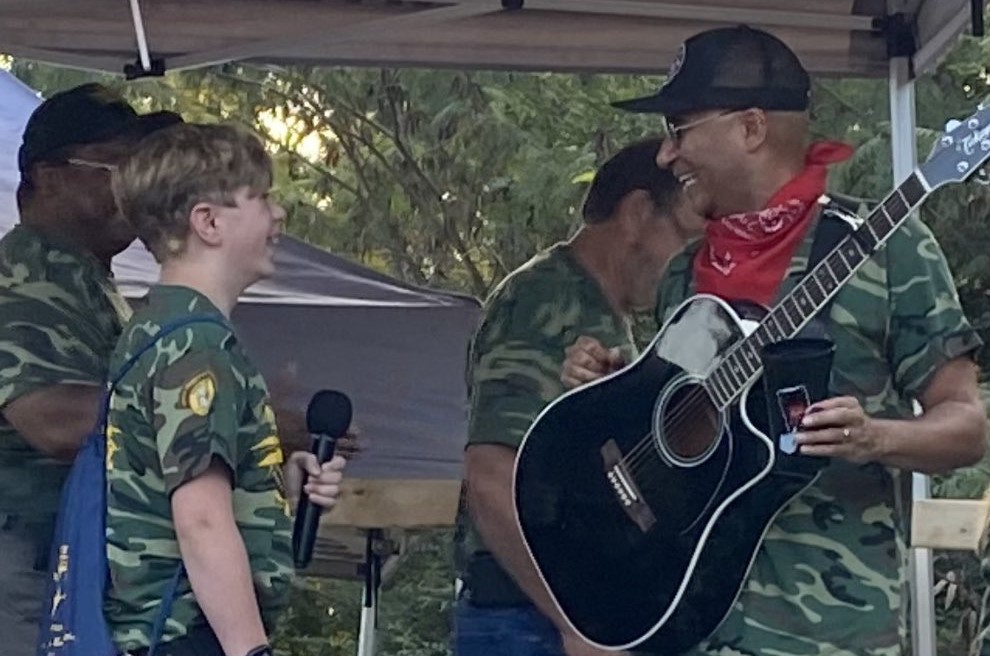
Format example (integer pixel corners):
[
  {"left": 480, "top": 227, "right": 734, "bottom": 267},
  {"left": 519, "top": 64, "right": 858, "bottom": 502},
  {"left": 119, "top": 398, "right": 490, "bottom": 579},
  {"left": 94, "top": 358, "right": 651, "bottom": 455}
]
[{"left": 292, "top": 389, "right": 352, "bottom": 569}]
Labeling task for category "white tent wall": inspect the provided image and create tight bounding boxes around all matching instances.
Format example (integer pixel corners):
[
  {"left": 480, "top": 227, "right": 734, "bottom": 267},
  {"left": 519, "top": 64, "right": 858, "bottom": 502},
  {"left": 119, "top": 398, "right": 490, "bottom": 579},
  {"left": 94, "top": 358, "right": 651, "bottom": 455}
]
[{"left": 0, "top": 72, "right": 36, "bottom": 231}]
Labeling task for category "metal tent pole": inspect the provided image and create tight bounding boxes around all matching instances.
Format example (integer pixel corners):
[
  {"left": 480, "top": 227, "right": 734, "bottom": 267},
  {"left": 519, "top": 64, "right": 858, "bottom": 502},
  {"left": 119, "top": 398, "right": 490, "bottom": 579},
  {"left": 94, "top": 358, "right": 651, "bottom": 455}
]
[
  {"left": 124, "top": 0, "right": 164, "bottom": 78},
  {"left": 889, "top": 55, "right": 936, "bottom": 656},
  {"left": 127, "top": 0, "right": 152, "bottom": 72},
  {"left": 356, "top": 529, "right": 383, "bottom": 656}
]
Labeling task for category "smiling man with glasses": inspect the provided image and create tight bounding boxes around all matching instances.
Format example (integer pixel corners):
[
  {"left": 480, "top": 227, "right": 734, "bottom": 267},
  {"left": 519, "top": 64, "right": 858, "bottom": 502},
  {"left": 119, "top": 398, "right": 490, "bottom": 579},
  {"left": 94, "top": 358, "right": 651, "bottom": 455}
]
[
  {"left": 561, "top": 25, "right": 986, "bottom": 656},
  {"left": 0, "top": 83, "right": 181, "bottom": 654},
  {"left": 661, "top": 109, "right": 741, "bottom": 145}
]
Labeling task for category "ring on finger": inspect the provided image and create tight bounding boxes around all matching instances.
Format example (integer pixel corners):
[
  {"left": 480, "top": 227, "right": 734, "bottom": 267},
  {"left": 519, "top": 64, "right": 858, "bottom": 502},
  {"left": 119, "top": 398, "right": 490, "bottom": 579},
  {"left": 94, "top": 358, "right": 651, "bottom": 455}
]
[{"left": 842, "top": 427, "right": 851, "bottom": 438}]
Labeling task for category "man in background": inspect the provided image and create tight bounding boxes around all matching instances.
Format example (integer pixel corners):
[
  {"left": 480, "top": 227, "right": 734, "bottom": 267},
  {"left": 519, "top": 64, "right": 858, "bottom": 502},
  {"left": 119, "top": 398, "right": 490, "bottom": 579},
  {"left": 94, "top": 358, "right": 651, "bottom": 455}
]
[
  {"left": 455, "top": 138, "right": 702, "bottom": 656},
  {"left": 0, "top": 84, "right": 181, "bottom": 653}
]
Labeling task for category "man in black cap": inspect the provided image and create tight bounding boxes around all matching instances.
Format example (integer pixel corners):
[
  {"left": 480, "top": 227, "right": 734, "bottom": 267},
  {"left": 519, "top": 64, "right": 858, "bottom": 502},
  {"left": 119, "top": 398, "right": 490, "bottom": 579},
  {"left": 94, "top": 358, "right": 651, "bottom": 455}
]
[
  {"left": 0, "top": 83, "right": 181, "bottom": 653},
  {"left": 563, "top": 25, "right": 985, "bottom": 655}
]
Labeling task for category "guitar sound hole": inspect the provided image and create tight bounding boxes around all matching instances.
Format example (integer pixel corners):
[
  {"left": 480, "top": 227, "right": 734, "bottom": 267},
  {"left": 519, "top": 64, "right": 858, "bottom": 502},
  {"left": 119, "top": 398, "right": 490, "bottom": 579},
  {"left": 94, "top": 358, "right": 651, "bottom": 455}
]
[{"left": 659, "top": 383, "right": 720, "bottom": 463}]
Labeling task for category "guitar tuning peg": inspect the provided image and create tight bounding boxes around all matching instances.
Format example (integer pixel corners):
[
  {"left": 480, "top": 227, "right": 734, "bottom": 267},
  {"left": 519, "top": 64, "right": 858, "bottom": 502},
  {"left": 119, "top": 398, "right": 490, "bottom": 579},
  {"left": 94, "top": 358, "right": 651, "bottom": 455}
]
[
  {"left": 975, "top": 168, "right": 990, "bottom": 187},
  {"left": 945, "top": 119, "right": 963, "bottom": 132}
]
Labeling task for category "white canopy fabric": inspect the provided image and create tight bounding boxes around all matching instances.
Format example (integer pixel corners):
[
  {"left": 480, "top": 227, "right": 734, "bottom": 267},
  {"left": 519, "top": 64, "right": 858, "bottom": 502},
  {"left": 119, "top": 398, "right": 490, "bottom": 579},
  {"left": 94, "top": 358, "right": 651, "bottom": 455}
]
[
  {"left": 0, "top": 0, "right": 978, "bottom": 80},
  {"left": 0, "top": 69, "right": 481, "bottom": 485}
]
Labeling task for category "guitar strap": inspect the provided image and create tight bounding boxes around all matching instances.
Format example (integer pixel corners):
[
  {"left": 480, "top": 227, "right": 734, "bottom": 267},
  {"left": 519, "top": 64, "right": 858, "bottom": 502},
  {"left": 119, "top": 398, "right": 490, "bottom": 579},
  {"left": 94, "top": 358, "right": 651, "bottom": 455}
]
[{"left": 798, "top": 194, "right": 865, "bottom": 339}]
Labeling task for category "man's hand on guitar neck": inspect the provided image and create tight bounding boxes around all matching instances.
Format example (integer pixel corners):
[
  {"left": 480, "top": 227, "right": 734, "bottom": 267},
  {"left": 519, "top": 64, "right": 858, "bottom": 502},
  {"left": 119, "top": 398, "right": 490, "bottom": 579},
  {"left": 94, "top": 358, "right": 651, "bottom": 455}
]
[{"left": 561, "top": 336, "right": 625, "bottom": 389}]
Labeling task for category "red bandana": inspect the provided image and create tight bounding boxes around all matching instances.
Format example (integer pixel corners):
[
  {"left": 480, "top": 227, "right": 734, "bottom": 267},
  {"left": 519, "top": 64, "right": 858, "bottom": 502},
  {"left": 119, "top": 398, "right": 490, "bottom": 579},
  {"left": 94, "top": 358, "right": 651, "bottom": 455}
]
[{"left": 693, "top": 141, "right": 854, "bottom": 306}]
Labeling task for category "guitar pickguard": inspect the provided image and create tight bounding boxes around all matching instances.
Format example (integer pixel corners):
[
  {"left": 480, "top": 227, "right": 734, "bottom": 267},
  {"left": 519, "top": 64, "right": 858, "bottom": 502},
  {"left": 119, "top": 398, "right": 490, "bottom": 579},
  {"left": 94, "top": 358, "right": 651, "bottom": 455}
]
[{"left": 654, "top": 297, "right": 742, "bottom": 375}]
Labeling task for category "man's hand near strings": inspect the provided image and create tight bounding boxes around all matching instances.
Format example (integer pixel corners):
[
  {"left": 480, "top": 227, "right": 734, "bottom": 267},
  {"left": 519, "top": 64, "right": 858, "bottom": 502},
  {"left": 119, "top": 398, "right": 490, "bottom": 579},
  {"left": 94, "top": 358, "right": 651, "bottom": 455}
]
[{"left": 560, "top": 336, "right": 624, "bottom": 389}]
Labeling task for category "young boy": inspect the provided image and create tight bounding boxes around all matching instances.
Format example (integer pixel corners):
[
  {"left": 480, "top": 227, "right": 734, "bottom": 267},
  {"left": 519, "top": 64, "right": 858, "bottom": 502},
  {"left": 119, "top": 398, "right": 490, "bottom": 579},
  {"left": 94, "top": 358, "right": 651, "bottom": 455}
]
[{"left": 105, "top": 123, "right": 346, "bottom": 656}]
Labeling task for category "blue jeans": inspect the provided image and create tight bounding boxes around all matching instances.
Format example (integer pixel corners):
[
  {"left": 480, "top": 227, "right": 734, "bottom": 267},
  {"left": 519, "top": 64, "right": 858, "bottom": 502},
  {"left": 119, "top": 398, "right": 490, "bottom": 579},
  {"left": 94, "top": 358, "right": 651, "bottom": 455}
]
[{"left": 454, "top": 599, "right": 564, "bottom": 656}]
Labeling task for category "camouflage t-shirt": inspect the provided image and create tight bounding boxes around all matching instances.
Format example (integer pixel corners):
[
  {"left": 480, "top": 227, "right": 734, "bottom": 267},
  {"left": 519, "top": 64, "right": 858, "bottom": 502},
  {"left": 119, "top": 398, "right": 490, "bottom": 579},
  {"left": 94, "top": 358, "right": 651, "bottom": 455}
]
[
  {"left": 105, "top": 285, "right": 294, "bottom": 649},
  {"left": 456, "top": 242, "right": 641, "bottom": 597},
  {"left": 656, "top": 211, "right": 980, "bottom": 656},
  {"left": 0, "top": 225, "right": 128, "bottom": 516}
]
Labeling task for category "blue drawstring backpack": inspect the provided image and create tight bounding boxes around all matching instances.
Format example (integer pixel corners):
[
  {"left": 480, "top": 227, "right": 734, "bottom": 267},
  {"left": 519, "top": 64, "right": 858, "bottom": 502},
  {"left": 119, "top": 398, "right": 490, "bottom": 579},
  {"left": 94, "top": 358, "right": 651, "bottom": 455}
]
[{"left": 37, "top": 316, "right": 227, "bottom": 656}]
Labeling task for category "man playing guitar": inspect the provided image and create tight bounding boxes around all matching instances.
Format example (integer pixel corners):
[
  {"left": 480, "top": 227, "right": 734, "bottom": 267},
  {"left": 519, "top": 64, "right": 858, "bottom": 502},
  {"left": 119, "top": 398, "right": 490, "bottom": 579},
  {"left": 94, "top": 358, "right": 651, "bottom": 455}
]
[{"left": 562, "top": 25, "right": 986, "bottom": 655}]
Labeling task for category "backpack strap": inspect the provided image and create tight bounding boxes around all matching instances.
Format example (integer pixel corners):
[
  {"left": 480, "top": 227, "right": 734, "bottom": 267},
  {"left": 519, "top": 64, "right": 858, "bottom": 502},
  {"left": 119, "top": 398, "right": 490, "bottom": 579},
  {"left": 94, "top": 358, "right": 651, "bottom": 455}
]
[
  {"left": 103, "top": 313, "right": 230, "bottom": 656},
  {"left": 147, "top": 564, "right": 186, "bottom": 656}
]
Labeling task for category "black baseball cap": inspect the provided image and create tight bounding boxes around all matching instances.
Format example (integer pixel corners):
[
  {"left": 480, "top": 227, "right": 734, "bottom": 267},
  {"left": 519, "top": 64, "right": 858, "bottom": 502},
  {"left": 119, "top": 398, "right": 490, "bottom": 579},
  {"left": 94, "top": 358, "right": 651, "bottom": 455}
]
[
  {"left": 612, "top": 25, "right": 811, "bottom": 116},
  {"left": 17, "top": 82, "right": 182, "bottom": 174}
]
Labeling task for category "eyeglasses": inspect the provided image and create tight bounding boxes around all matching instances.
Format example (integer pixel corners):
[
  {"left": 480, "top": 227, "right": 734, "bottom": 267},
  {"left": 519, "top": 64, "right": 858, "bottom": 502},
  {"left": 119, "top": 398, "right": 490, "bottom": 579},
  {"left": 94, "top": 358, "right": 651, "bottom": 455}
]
[
  {"left": 663, "top": 110, "right": 742, "bottom": 144},
  {"left": 65, "top": 158, "right": 117, "bottom": 172}
]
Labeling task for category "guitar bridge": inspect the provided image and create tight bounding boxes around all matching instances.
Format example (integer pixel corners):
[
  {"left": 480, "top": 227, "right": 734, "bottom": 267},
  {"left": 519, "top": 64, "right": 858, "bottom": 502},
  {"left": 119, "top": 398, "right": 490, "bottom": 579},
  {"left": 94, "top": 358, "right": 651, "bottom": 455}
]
[{"left": 601, "top": 439, "right": 656, "bottom": 533}]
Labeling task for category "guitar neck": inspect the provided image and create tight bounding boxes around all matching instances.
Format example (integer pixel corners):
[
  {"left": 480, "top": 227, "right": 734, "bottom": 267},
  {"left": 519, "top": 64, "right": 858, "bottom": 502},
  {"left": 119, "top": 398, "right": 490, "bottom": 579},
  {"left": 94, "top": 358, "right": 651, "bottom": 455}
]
[{"left": 705, "top": 173, "right": 930, "bottom": 410}]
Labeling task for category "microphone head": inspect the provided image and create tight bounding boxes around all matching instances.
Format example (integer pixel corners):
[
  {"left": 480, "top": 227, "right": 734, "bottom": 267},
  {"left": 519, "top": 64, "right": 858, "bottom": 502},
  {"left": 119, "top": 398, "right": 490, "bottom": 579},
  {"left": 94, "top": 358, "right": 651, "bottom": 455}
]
[{"left": 305, "top": 390, "right": 352, "bottom": 437}]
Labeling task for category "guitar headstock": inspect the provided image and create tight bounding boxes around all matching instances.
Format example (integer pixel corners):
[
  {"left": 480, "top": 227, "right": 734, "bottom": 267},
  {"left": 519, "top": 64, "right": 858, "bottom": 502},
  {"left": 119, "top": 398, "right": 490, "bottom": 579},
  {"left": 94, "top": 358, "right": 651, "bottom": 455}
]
[{"left": 921, "top": 102, "right": 990, "bottom": 190}]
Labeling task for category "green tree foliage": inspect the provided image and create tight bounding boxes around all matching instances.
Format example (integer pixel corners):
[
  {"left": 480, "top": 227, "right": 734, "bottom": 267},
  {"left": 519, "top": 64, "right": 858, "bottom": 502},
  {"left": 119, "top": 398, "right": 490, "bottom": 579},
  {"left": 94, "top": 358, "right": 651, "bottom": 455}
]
[
  {"left": 7, "top": 22, "right": 990, "bottom": 655},
  {"left": 10, "top": 61, "right": 663, "bottom": 297}
]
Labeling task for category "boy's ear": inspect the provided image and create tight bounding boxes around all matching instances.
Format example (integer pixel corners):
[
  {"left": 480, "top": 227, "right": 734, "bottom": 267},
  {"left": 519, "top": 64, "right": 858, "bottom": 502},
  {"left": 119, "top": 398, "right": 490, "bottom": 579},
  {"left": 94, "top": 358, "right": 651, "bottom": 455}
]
[{"left": 188, "top": 202, "right": 222, "bottom": 247}]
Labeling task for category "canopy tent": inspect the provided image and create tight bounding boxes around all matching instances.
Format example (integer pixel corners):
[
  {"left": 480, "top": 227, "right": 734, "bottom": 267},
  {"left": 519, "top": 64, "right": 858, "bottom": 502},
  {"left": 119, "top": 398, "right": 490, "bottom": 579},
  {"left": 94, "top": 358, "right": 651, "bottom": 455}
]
[
  {"left": 4, "top": 2, "right": 985, "bottom": 654},
  {"left": 0, "top": 68, "right": 480, "bottom": 581},
  {"left": 0, "top": 0, "right": 979, "bottom": 80}
]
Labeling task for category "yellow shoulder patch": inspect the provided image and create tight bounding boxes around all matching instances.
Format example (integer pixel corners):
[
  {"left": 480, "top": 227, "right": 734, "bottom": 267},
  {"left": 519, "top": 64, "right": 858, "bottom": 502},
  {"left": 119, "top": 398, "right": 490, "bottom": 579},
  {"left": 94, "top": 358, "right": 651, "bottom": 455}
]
[
  {"left": 257, "top": 449, "right": 284, "bottom": 469},
  {"left": 262, "top": 403, "right": 276, "bottom": 426},
  {"left": 105, "top": 424, "right": 121, "bottom": 472},
  {"left": 252, "top": 435, "right": 284, "bottom": 468},
  {"left": 181, "top": 372, "right": 217, "bottom": 416}
]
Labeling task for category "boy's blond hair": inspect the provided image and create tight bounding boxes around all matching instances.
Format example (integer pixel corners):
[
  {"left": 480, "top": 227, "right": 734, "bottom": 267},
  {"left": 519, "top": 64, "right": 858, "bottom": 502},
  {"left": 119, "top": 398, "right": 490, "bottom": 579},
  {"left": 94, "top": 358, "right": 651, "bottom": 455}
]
[{"left": 112, "top": 122, "right": 273, "bottom": 262}]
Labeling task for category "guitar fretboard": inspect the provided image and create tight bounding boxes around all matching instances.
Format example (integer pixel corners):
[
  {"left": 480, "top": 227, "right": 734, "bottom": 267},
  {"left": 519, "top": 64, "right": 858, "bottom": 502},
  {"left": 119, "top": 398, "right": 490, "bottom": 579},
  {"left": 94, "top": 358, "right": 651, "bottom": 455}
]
[{"left": 704, "top": 173, "right": 928, "bottom": 410}]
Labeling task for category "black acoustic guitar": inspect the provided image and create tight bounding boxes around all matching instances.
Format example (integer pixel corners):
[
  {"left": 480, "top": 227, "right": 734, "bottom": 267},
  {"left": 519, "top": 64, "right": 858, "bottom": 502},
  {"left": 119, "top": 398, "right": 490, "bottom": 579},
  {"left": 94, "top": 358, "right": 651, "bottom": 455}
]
[{"left": 513, "top": 105, "right": 990, "bottom": 654}]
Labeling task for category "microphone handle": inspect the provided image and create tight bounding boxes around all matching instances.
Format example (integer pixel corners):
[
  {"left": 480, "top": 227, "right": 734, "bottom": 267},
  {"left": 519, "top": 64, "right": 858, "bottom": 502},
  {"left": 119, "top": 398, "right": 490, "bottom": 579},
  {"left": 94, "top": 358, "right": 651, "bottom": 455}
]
[{"left": 292, "top": 433, "right": 338, "bottom": 569}]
